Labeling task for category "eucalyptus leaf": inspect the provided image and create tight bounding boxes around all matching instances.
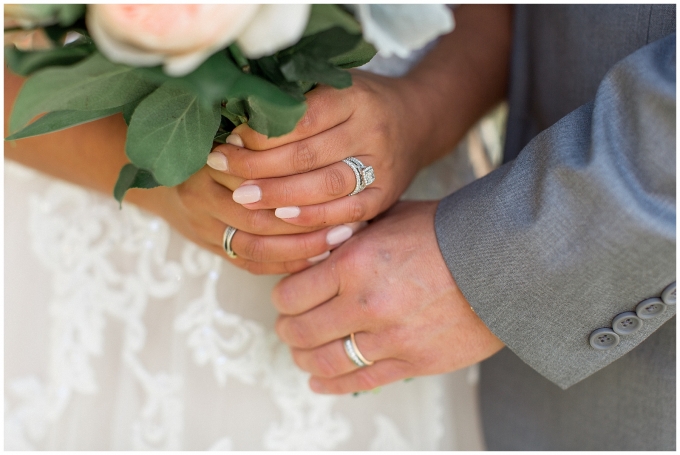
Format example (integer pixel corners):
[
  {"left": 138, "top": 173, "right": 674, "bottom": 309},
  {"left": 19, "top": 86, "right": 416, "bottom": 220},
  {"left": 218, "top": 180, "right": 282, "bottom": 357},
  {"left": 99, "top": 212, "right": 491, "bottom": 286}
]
[
  {"left": 6, "top": 105, "right": 124, "bottom": 141},
  {"left": 122, "top": 95, "right": 149, "bottom": 126},
  {"left": 10, "top": 52, "right": 157, "bottom": 133},
  {"left": 113, "top": 163, "right": 160, "bottom": 207},
  {"left": 125, "top": 81, "right": 221, "bottom": 186},
  {"left": 5, "top": 42, "right": 95, "bottom": 76}
]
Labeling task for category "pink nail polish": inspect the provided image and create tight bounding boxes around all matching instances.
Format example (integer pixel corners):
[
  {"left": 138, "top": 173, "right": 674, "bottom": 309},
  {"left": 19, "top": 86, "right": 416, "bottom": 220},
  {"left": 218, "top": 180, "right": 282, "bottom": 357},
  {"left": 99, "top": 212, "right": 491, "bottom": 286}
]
[
  {"left": 326, "top": 225, "right": 353, "bottom": 246},
  {"left": 226, "top": 133, "right": 244, "bottom": 147},
  {"left": 206, "top": 152, "right": 228, "bottom": 171},
  {"left": 308, "top": 251, "right": 331, "bottom": 263},
  {"left": 233, "top": 185, "right": 261, "bottom": 204},
  {"left": 275, "top": 206, "right": 301, "bottom": 219}
]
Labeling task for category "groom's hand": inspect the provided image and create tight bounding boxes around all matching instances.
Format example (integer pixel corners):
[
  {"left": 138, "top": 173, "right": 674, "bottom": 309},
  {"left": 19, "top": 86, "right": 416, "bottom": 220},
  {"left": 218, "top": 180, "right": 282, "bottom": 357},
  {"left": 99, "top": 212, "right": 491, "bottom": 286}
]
[{"left": 271, "top": 200, "right": 504, "bottom": 394}]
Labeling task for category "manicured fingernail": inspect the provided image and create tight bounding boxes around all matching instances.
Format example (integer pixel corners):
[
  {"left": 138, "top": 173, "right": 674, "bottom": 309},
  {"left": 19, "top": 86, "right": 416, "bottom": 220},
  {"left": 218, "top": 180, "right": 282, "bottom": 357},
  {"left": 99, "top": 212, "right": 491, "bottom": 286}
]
[
  {"left": 206, "top": 152, "right": 228, "bottom": 171},
  {"left": 226, "top": 133, "right": 244, "bottom": 147},
  {"left": 345, "top": 221, "right": 368, "bottom": 233},
  {"left": 326, "top": 225, "right": 353, "bottom": 246},
  {"left": 275, "top": 206, "right": 300, "bottom": 219},
  {"left": 310, "top": 379, "right": 327, "bottom": 393},
  {"left": 225, "top": 134, "right": 243, "bottom": 147},
  {"left": 308, "top": 251, "right": 330, "bottom": 263},
  {"left": 233, "top": 185, "right": 261, "bottom": 204}
]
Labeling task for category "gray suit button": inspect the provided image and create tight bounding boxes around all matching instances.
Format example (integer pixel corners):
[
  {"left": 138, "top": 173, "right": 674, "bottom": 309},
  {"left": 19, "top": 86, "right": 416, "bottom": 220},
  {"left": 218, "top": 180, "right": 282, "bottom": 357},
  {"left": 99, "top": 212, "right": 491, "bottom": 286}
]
[
  {"left": 589, "top": 328, "right": 620, "bottom": 350},
  {"left": 636, "top": 298, "right": 667, "bottom": 319},
  {"left": 612, "top": 312, "right": 643, "bottom": 335},
  {"left": 661, "top": 281, "right": 676, "bottom": 305}
]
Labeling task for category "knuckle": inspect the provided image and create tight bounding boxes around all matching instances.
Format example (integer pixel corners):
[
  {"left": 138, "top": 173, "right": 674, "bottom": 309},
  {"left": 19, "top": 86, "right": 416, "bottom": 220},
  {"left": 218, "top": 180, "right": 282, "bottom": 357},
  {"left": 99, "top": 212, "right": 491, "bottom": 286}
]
[
  {"left": 291, "top": 141, "right": 318, "bottom": 174},
  {"left": 243, "top": 237, "right": 267, "bottom": 262},
  {"left": 312, "top": 349, "right": 339, "bottom": 378},
  {"left": 244, "top": 209, "right": 270, "bottom": 234},
  {"left": 355, "top": 368, "right": 380, "bottom": 391},
  {"left": 296, "top": 101, "right": 320, "bottom": 136},
  {"left": 286, "top": 319, "right": 313, "bottom": 348},
  {"left": 279, "top": 181, "right": 296, "bottom": 206},
  {"left": 346, "top": 199, "right": 367, "bottom": 223},
  {"left": 323, "top": 167, "right": 347, "bottom": 197}
]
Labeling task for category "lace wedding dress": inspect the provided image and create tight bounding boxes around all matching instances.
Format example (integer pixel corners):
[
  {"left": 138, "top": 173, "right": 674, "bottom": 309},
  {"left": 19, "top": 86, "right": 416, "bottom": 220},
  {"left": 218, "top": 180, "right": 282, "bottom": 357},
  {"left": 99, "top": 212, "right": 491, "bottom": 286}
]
[{"left": 4, "top": 51, "right": 497, "bottom": 451}]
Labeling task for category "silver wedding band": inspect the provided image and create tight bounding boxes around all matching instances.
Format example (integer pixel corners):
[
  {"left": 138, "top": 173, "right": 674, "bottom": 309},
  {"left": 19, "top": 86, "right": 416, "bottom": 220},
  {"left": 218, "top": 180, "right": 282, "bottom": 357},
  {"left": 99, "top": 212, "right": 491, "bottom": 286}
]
[
  {"left": 222, "top": 225, "right": 238, "bottom": 258},
  {"left": 343, "top": 333, "right": 374, "bottom": 367},
  {"left": 342, "top": 157, "right": 375, "bottom": 196}
]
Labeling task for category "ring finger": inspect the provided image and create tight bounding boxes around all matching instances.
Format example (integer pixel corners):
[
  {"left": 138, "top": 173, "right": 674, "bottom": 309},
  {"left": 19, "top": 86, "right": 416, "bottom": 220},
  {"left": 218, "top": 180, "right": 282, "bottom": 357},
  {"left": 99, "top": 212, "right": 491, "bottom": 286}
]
[
  {"left": 290, "top": 331, "right": 387, "bottom": 379},
  {"left": 227, "top": 223, "right": 359, "bottom": 263},
  {"left": 231, "top": 158, "right": 375, "bottom": 210}
]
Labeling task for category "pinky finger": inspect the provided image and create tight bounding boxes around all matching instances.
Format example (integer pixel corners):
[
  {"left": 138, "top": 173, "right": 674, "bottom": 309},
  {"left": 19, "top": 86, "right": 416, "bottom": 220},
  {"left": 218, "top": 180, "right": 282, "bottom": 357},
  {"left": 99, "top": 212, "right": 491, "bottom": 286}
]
[
  {"left": 308, "top": 358, "right": 412, "bottom": 395},
  {"left": 274, "top": 188, "right": 381, "bottom": 228}
]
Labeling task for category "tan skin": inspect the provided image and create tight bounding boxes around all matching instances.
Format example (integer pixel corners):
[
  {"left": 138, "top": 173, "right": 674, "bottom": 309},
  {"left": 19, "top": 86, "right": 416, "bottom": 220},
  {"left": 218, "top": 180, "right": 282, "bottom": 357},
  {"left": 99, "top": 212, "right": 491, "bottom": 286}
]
[{"left": 5, "top": 5, "right": 512, "bottom": 393}]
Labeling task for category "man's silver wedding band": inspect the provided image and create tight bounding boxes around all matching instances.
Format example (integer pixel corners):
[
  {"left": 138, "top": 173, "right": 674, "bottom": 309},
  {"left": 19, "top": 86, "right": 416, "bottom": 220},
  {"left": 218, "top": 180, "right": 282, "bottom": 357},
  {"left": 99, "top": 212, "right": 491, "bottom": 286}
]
[
  {"left": 343, "top": 333, "right": 374, "bottom": 367},
  {"left": 342, "top": 157, "right": 375, "bottom": 196},
  {"left": 222, "top": 225, "right": 238, "bottom": 258}
]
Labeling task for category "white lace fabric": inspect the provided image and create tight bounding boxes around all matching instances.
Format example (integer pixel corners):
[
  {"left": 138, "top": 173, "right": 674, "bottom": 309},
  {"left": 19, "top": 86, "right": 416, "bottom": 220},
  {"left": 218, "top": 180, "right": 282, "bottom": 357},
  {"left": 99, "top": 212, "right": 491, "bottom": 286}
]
[{"left": 4, "top": 162, "right": 482, "bottom": 450}]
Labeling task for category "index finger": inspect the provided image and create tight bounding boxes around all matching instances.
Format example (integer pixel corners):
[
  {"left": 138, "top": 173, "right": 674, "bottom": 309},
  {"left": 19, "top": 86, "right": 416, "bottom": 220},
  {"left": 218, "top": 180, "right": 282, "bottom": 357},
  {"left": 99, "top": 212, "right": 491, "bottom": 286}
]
[{"left": 233, "top": 84, "right": 356, "bottom": 151}]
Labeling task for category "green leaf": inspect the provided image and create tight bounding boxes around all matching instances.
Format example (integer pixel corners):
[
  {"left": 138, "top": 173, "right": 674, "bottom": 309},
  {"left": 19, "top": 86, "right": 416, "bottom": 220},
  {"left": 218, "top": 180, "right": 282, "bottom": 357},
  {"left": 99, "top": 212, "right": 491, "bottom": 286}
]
[
  {"left": 122, "top": 95, "right": 149, "bottom": 126},
  {"left": 113, "top": 163, "right": 160, "bottom": 207},
  {"left": 330, "top": 39, "right": 378, "bottom": 69},
  {"left": 298, "top": 5, "right": 377, "bottom": 69},
  {"left": 5, "top": 42, "right": 95, "bottom": 76},
  {"left": 280, "top": 54, "right": 352, "bottom": 89},
  {"left": 10, "top": 52, "right": 157, "bottom": 133},
  {"left": 227, "top": 72, "right": 308, "bottom": 137},
  {"left": 222, "top": 100, "right": 248, "bottom": 126},
  {"left": 125, "top": 80, "right": 221, "bottom": 186},
  {"left": 282, "top": 27, "right": 362, "bottom": 60},
  {"left": 5, "top": 105, "right": 124, "bottom": 140}
]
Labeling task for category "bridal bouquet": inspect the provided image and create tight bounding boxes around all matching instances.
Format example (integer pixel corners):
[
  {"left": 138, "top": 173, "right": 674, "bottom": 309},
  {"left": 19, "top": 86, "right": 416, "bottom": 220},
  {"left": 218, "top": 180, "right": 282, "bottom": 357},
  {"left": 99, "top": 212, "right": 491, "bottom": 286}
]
[{"left": 5, "top": 4, "right": 454, "bottom": 204}]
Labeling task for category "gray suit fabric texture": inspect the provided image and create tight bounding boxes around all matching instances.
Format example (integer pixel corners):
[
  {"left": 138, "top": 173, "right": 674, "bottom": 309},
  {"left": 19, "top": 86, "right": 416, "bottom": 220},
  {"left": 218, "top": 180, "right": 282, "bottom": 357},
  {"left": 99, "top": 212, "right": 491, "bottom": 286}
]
[{"left": 434, "top": 5, "right": 676, "bottom": 450}]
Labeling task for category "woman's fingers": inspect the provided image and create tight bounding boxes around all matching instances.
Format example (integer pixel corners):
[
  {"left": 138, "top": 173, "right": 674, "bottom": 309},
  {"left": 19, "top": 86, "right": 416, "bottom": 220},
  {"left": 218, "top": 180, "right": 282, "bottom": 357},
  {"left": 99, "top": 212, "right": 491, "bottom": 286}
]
[
  {"left": 231, "top": 159, "right": 376, "bottom": 210},
  {"left": 274, "top": 188, "right": 381, "bottom": 227},
  {"left": 201, "top": 241, "right": 314, "bottom": 276},
  {"left": 210, "top": 120, "right": 355, "bottom": 181},
  {"left": 231, "top": 84, "right": 356, "bottom": 151},
  {"left": 227, "top": 224, "right": 357, "bottom": 263}
]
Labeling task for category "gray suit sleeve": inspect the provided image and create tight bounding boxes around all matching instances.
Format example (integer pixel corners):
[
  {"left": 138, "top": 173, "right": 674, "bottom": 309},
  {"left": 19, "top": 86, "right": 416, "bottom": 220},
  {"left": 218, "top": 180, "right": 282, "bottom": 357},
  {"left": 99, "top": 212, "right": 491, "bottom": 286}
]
[{"left": 435, "top": 34, "right": 676, "bottom": 389}]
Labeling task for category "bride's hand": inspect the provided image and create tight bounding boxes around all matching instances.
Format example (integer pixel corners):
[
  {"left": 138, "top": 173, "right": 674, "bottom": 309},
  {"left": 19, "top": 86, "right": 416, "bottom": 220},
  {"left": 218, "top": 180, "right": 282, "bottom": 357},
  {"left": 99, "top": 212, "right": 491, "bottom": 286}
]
[
  {"left": 208, "top": 71, "right": 436, "bottom": 227},
  {"left": 146, "top": 162, "right": 364, "bottom": 275}
]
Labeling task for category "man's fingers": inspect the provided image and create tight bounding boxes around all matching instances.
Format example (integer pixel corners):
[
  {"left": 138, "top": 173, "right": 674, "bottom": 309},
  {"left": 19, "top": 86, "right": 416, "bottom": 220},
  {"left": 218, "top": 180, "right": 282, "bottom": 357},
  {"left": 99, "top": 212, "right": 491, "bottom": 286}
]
[
  {"left": 309, "top": 359, "right": 412, "bottom": 395},
  {"left": 275, "top": 294, "right": 376, "bottom": 349},
  {"left": 272, "top": 256, "right": 340, "bottom": 315},
  {"left": 231, "top": 84, "right": 356, "bottom": 151},
  {"left": 290, "top": 332, "right": 385, "bottom": 378}
]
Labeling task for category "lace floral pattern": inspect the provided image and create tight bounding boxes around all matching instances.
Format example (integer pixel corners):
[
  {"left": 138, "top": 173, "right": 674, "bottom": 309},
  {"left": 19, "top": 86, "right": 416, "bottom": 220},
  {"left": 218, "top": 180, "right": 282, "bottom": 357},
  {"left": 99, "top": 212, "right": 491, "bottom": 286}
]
[{"left": 4, "top": 163, "right": 450, "bottom": 450}]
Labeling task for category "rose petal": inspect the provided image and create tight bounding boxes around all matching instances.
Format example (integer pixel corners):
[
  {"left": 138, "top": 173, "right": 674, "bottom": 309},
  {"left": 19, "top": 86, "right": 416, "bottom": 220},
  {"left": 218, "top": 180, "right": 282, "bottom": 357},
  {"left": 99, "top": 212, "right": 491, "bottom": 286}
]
[
  {"left": 237, "top": 4, "right": 311, "bottom": 59},
  {"left": 356, "top": 5, "right": 455, "bottom": 58}
]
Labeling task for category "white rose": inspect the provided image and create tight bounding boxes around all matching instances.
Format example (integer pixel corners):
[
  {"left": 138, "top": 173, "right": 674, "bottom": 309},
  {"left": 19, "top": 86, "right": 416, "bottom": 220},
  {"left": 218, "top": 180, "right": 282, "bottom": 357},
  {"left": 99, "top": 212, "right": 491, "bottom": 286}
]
[
  {"left": 87, "top": 4, "right": 311, "bottom": 77},
  {"left": 352, "top": 5, "right": 455, "bottom": 58}
]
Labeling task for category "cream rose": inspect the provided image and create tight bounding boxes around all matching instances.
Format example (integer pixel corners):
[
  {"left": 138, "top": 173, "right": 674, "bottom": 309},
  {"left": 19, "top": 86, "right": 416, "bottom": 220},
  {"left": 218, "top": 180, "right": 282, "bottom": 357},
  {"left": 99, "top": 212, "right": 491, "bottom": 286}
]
[{"left": 87, "top": 4, "right": 311, "bottom": 77}]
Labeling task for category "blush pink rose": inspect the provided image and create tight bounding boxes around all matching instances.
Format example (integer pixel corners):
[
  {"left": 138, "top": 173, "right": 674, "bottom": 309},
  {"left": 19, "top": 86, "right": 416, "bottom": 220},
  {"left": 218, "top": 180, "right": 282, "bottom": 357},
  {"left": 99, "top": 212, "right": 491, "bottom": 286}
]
[{"left": 87, "top": 4, "right": 310, "bottom": 76}]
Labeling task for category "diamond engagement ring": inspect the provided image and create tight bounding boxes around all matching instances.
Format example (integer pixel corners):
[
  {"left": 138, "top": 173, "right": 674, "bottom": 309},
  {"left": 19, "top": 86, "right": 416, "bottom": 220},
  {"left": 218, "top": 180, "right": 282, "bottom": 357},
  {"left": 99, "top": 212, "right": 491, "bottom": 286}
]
[
  {"left": 342, "top": 157, "right": 375, "bottom": 196},
  {"left": 343, "top": 333, "right": 374, "bottom": 367},
  {"left": 222, "top": 225, "right": 238, "bottom": 258}
]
